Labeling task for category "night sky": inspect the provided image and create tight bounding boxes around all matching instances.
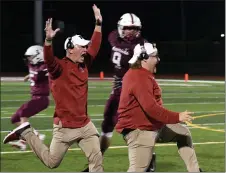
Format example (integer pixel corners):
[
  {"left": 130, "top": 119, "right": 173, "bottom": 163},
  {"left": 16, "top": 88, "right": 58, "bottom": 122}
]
[{"left": 1, "top": 0, "right": 225, "bottom": 75}]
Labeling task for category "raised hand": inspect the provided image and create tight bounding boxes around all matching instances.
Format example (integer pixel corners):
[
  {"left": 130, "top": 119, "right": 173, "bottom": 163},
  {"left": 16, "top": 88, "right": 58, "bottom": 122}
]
[
  {"left": 44, "top": 18, "right": 60, "bottom": 40},
  {"left": 92, "top": 4, "right": 102, "bottom": 23}
]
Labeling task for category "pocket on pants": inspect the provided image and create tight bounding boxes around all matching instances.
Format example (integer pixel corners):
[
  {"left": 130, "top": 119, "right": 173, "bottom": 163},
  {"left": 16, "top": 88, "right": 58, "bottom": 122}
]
[
  {"left": 124, "top": 129, "right": 140, "bottom": 146},
  {"left": 53, "top": 127, "right": 65, "bottom": 142},
  {"left": 82, "top": 122, "right": 100, "bottom": 139}
]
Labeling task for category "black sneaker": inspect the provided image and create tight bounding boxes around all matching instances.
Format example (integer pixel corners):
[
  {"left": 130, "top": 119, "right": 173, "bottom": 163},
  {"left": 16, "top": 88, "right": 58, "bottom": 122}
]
[
  {"left": 81, "top": 164, "right": 89, "bottom": 172},
  {"left": 199, "top": 168, "right": 204, "bottom": 172},
  {"left": 3, "top": 122, "right": 30, "bottom": 144},
  {"left": 146, "top": 153, "right": 156, "bottom": 172}
]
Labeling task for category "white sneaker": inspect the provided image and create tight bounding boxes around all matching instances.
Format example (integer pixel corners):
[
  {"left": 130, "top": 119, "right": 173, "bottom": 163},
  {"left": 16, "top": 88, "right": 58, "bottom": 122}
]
[
  {"left": 9, "top": 140, "right": 27, "bottom": 151},
  {"left": 38, "top": 133, "right": 46, "bottom": 141}
]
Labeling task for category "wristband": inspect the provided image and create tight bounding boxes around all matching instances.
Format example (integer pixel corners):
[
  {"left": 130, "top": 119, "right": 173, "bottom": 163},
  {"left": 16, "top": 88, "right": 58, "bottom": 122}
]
[
  {"left": 45, "top": 38, "right": 52, "bottom": 42},
  {"left": 96, "top": 19, "right": 102, "bottom": 26}
]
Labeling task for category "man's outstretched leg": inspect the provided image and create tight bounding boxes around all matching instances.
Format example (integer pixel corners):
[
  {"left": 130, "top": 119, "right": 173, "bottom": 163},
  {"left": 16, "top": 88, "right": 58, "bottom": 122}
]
[
  {"left": 158, "top": 124, "right": 203, "bottom": 172},
  {"left": 3, "top": 122, "right": 71, "bottom": 169}
]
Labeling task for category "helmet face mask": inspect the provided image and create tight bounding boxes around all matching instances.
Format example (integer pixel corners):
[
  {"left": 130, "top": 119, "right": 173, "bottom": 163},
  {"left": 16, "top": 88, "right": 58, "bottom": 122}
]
[
  {"left": 24, "top": 45, "right": 44, "bottom": 65},
  {"left": 26, "top": 54, "right": 42, "bottom": 65},
  {"left": 117, "top": 13, "right": 142, "bottom": 40},
  {"left": 122, "top": 27, "right": 141, "bottom": 40}
]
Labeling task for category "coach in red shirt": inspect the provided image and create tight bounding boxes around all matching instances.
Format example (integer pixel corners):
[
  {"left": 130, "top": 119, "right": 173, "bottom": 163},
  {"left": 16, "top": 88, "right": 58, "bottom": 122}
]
[
  {"left": 3, "top": 4, "right": 103, "bottom": 172},
  {"left": 115, "top": 42, "right": 202, "bottom": 172}
]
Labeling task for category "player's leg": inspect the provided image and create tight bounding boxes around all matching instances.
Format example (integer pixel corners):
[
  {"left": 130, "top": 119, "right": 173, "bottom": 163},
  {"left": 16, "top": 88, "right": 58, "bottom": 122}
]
[
  {"left": 19, "top": 95, "right": 49, "bottom": 122},
  {"left": 9, "top": 96, "right": 49, "bottom": 150},
  {"left": 3, "top": 121, "right": 71, "bottom": 169},
  {"left": 78, "top": 121, "right": 103, "bottom": 172},
  {"left": 124, "top": 129, "right": 158, "bottom": 172},
  {"left": 20, "top": 96, "right": 49, "bottom": 139},
  {"left": 100, "top": 90, "right": 120, "bottom": 154},
  {"left": 158, "top": 124, "right": 202, "bottom": 172}
]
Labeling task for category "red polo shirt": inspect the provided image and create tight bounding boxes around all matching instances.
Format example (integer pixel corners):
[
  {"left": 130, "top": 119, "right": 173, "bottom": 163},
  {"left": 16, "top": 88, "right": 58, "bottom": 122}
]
[
  {"left": 116, "top": 67, "right": 180, "bottom": 133},
  {"left": 44, "top": 31, "right": 102, "bottom": 128}
]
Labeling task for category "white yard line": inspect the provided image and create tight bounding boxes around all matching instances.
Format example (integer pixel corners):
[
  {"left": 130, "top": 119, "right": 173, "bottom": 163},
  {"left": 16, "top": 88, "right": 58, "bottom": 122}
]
[
  {"left": 1, "top": 77, "right": 225, "bottom": 84},
  {"left": 162, "top": 93, "right": 224, "bottom": 95},
  {"left": 1, "top": 102, "right": 225, "bottom": 110},
  {"left": 1, "top": 141, "right": 225, "bottom": 155},
  {"left": 0, "top": 123, "right": 224, "bottom": 133},
  {"left": 1, "top": 93, "right": 224, "bottom": 97},
  {"left": 1, "top": 114, "right": 103, "bottom": 119},
  {"left": 1, "top": 84, "right": 213, "bottom": 91},
  {"left": 1, "top": 111, "right": 224, "bottom": 119},
  {"left": 1, "top": 96, "right": 225, "bottom": 102},
  {"left": 1, "top": 113, "right": 47, "bottom": 116}
]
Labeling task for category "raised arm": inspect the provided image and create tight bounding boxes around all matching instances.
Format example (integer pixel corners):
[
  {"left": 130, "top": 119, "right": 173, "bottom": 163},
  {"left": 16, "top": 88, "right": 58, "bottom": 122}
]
[
  {"left": 44, "top": 18, "right": 63, "bottom": 79},
  {"left": 87, "top": 4, "right": 102, "bottom": 59}
]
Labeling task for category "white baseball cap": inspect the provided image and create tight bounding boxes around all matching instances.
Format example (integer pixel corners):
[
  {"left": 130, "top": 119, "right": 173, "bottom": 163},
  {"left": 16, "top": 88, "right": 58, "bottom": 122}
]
[
  {"left": 64, "top": 35, "right": 90, "bottom": 50},
  {"left": 129, "top": 43, "right": 158, "bottom": 64}
]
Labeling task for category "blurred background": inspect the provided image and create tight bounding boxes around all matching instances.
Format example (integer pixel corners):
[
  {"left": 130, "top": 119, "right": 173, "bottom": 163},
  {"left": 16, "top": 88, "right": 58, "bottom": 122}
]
[{"left": 1, "top": 0, "right": 225, "bottom": 78}]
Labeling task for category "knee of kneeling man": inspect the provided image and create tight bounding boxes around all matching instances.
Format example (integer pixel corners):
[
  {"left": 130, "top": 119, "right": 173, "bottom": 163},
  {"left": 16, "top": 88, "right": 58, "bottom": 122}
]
[
  {"left": 183, "top": 128, "right": 192, "bottom": 137},
  {"left": 48, "top": 160, "right": 61, "bottom": 169}
]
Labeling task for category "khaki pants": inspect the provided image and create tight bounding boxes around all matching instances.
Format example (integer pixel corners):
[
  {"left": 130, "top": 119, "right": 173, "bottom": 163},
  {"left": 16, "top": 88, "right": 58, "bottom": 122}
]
[
  {"left": 124, "top": 124, "right": 200, "bottom": 172},
  {"left": 21, "top": 121, "right": 103, "bottom": 172}
]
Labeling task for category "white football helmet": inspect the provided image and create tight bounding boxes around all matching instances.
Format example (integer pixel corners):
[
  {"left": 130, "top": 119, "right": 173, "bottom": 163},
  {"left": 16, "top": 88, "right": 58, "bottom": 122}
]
[
  {"left": 117, "top": 13, "right": 142, "bottom": 38},
  {"left": 24, "top": 45, "right": 44, "bottom": 65}
]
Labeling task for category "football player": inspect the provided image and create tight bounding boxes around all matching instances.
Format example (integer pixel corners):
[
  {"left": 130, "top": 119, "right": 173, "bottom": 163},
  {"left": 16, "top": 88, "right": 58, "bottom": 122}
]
[
  {"left": 8, "top": 45, "right": 50, "bottom": 151},
  {"left": 83, "top": 13, "right": 156, "bottom": 172}
]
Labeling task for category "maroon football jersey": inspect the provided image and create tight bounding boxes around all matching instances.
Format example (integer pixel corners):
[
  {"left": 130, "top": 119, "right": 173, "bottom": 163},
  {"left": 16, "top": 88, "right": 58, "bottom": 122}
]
[
  {"left": 108, "top": 30, "right": 145, "bottom": 89},
  {"left": 28, "top": 63, "right": 49, "bottom": 96}
]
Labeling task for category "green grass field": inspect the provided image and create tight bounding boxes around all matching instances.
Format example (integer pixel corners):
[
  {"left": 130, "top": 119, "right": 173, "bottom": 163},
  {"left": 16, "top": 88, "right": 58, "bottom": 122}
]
[{"left": 1, "top": 79, "right": 225, "bottom": 172}]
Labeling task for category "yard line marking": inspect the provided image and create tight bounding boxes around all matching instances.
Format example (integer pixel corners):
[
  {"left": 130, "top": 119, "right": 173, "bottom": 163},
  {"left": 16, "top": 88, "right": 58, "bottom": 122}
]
[
  {"left": 1, "top": 114, "right": 103, "bottom": 119},
  {"left": 194, "top": 110, "right": 224, "bottom": 114},
  {"left": 1, "top": 123, "right": 224, "bottom": 133},
  {"left": 1, "top": 141, "right": 224, "bottom": 155},
  {"left": 1, "top": 113, "right": 47, "bottom": 116},
  {"left": 1, "top": 91, "right": 225, "bottom": 96},
  {"left": 1, "top": 77, "right": 225, "bottom": 84},
  {"left": 194, "top": 113, "right": 225, "bottom": 119},
  {"left": 1, "top": 84, "right": 213, "bottom": 92},
  {"left": 163, "top": 93, "right": 224, "bottom": 95},
  {"left": 187, "top": 122, "right": 225, "bottom": 133},
  {"left": 1, "top": 127, "right": 100, "bottom": 133},
  {"left": 4, "top": 110, "right": 222, "bottom": 116},
  {"left": 186, "top": 112, "right": 226, "bottom": 133},
  {"left": 1, "top": 102, "right": 225, "bottom": 110},
  {"left": 1, "top": 96, "right": 225, "bottom": 102},
  {"left": 158, "top": 84, "right": 211, "bottom": 86}
]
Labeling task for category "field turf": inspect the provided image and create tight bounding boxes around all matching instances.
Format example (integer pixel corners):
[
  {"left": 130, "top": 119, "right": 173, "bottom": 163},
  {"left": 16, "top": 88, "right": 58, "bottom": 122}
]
[{"left": 1, "top": 79, "right": 225, "bottom": 172}]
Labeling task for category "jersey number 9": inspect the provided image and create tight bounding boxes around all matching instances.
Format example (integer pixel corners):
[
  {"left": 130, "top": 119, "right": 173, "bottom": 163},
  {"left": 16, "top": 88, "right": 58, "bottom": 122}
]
[{"left": 112, "top": 52, "right": 122, "bottom": 67}]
